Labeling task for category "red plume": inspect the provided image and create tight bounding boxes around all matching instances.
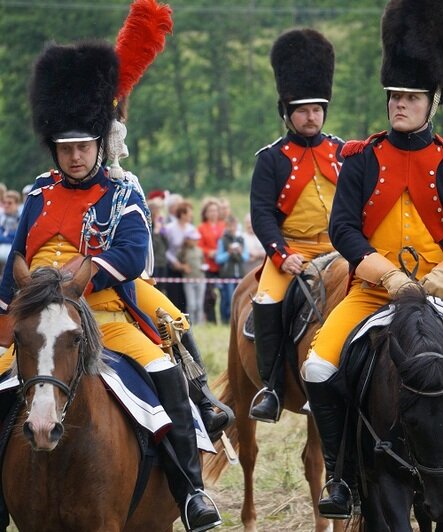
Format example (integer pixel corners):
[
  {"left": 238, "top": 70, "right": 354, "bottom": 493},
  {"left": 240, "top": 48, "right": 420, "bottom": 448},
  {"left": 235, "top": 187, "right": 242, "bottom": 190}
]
[{"left": 115, "top": 0, "right": 173, "bottom": 100}]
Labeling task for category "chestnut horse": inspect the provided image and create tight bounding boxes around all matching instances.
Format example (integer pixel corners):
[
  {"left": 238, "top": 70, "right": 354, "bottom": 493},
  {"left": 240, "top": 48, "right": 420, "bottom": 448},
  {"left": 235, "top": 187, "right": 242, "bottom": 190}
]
[
  {"left": 2, "top": 256, "right": 178, "bottom": 532},
  {"left": 205, "top": 255, "right": 349, "bottom": 532}
]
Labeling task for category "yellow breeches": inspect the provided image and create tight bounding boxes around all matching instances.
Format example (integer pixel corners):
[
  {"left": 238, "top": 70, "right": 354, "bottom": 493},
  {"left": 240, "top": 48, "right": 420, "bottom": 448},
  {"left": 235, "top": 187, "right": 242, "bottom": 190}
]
[
  {"left": 0, "top": 278, "right": 192, "bottom": 375},
  {"left": 0, "top": 320, "right": 166, "bottom": 375},
  {"left": 308, "top": 279, "right": 390, "bottom": 367},
  {"left": 134, "top": 278, "right": 190, "bottom": 329},
  {"left": 256, "top": 240, "right": 334, "bottom": 303}
]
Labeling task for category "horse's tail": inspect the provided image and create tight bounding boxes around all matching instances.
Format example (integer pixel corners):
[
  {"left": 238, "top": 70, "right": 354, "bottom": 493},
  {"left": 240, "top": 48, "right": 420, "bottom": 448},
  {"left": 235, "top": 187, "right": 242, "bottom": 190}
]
[
  {"left": 203, "top": 370, "right": 239, "bottom": 485},
  {"left": 345, "top": 515, "right": 363, "bottom": 531}
]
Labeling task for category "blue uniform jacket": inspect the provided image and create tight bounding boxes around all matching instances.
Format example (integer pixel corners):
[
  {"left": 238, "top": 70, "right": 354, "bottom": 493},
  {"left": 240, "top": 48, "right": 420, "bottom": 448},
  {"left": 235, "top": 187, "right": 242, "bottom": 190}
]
[
  {"left": 330, "top": 126, "right": 443, "bottom": 268},
  {"left": 0, "top": 167, "right": 160, "bottom": 341},
  {"left": 250, "top": 130, "right": 344, "bottom": 266}
]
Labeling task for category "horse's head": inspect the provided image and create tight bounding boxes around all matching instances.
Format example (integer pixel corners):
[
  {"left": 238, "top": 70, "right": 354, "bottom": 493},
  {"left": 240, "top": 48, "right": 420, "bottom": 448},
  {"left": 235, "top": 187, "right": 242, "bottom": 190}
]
[
  {"left": 9, "top": 254, "right": 102, "bottom": 451},
  {"left": 387, "top": 293, "right": 443, "bottom": 521}
]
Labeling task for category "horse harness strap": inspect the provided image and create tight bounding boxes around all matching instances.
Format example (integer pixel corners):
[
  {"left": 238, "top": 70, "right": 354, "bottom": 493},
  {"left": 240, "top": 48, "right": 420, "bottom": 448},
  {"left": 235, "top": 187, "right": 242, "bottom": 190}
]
[{"left": 15, "top": 296, "right": 86, "bottom": 421}]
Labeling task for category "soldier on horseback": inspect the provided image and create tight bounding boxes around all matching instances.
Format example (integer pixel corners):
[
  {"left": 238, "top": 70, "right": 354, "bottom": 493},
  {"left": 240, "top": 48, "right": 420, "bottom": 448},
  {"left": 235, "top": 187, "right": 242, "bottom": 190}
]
[
  {"left": 302, "top": 0, "right": 443, "bottom": 519},
  {"left": 0, "top": 6, "right": 223, "bottom": 530},
  {"left": 249, "top": 29, "right": 344, "bottom": 423}
]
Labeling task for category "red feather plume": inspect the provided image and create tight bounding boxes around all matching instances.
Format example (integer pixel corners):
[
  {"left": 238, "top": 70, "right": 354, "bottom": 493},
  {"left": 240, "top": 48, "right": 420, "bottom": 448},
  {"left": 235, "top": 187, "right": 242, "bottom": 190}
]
[{"left": 115, "top": 0, "right": 173, "bottom": 100}]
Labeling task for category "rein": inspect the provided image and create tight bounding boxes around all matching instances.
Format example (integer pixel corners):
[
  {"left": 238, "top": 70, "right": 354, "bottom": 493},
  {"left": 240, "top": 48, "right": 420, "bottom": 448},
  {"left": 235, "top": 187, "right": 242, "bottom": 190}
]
[
  {"left": 15, "top": 297, "right": 86, "bottom": 421},
  {"left": 359, "top": 349, "right": 443, "bottom": 494}
]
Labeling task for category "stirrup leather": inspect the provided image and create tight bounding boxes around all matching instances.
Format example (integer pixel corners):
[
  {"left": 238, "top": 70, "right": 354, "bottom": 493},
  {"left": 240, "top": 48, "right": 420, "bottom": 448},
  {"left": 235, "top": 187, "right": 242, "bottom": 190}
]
[
  {"left": 183, "top": 489, "right": 222, "bottom": 532},
  {"left": 249, "top": 387, "right": 281, "bottom": 423},
  {"left": 318, "top": 478, "right": 353, "bottom": 520}
]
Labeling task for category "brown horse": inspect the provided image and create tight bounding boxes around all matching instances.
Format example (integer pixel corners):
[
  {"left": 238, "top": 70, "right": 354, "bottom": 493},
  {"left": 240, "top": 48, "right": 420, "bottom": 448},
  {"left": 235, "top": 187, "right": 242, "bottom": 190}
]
[
  {"left": 2, "top": 255, "right": 178, "bottom": 532},
  {"left": 205, "top": 255, "right": 349, "bottom": 532}
]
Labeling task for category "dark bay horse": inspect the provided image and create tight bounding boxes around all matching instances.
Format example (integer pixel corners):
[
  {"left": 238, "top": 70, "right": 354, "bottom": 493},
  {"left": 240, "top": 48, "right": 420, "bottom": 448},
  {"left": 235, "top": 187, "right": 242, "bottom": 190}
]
[
  {"left": 2, "top": 255, "right": 178, "bottom": 531},
  {"left": 358, "top": 290, "right": 443, "bottom": 531},
  {"left": 205, "top": 256, "right": 349, "bottom": 532}
]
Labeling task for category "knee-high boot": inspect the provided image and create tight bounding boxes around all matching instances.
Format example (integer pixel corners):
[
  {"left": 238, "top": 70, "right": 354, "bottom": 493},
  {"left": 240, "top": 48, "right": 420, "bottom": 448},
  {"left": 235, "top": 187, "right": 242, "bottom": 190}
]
[
  {"left": 304, "top": 379, "right": 353, "bottom": 519},
  {"left": 149, "top": 364, "right": 222, "bottom": 532},
  {"left": 249, "top": 301, "right": 284, "bottom": 422},
  {"left": 181, "top": 331, "right": 234, "bottom": 441}
]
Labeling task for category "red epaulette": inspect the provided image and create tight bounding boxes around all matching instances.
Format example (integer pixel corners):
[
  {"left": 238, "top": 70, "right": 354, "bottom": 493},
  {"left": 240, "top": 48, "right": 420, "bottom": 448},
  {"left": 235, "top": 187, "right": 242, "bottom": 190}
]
[
  {"left": 435, "top": 133, "right": 443, "bottom": 146},
  {"left": 341, "top": 131, "right": 388, "bottom": 158}
]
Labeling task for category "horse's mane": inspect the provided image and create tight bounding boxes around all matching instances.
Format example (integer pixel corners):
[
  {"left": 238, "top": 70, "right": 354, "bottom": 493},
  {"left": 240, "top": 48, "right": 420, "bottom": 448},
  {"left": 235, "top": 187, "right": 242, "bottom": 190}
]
[
  {"left": 380, "top": 291, "right": 443, "bottom": 398},
  {"left": 9, "top": 267, "right": 104, "bottom": 374}
]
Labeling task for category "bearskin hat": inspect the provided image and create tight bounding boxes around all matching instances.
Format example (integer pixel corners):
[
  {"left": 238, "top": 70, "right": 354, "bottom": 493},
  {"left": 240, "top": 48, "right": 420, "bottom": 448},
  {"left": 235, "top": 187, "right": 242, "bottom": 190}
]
[
  {"left": 381, "top": 0, "right": 443, "bottom": 92},
  {"left": 29, "top": 40, "right": 119, "bottom": 145},
  {"left": 270, "top": 28, "right": 335, "bottom": 105}
]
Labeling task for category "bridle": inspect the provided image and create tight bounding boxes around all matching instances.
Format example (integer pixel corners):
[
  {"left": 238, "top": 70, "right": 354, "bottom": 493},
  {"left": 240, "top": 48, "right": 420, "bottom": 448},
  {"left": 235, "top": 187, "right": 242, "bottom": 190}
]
[
  {"left": 359, "top": 349, "right": 443, "bottom": 491},
  {"left": 14, "top": 296, "right": 87, "bottom": 422}
]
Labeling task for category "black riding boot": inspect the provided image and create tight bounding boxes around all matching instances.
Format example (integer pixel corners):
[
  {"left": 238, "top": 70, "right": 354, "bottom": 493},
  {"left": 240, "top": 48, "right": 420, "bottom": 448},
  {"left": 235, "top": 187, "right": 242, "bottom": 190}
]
[
  {"left": 249, "top": 301, "right": 284, "bottom": 423},
  {"left": 181, "top": 331, "right": 233, "bottom": 441},
  {"left": 149, "top": 364, "right": 222, "bottom": 532},
  {"left": 304, "top": 379, "right": 354, "bottom": 519}
]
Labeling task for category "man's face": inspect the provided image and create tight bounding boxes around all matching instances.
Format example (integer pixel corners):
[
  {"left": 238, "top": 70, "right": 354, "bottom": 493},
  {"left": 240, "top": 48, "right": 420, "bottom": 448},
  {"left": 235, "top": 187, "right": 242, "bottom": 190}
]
[
  {"left": 55, "top": 140, "right": 98, "bottom": 182},
  {"left": 289, "top": 104, "right": 324, "bottom": 137},
  {"left": 3, "top": 197, "right": 18, "bottom": 215},
  {"left": 388, "top": 91, "right": 431, "bottom": 133}
]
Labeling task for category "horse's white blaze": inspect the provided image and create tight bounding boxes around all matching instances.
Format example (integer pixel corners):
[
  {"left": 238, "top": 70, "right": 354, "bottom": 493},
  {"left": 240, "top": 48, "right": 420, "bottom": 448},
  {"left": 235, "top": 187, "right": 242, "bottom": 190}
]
[{"left": 28, "top": 304, "right": 78, "bottom": 424}]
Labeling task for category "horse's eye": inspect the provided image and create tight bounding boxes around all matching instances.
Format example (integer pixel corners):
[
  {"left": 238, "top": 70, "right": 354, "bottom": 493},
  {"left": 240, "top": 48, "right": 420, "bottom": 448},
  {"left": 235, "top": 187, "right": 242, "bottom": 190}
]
[{"left": 73, "top": 335, "right": 83, "bottom": 346}]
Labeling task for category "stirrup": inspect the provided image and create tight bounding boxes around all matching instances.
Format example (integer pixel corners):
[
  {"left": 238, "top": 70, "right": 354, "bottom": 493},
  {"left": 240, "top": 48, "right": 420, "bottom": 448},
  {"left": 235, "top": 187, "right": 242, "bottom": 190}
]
[
  {"left": 249, "top": 387, "right": 281, "bottom": 423},
  {"left": 318, "top": 478, "right": 353, "bottom": 520},
  {"left": 183, "top": 489, "right": 222, "bottom": 532}
]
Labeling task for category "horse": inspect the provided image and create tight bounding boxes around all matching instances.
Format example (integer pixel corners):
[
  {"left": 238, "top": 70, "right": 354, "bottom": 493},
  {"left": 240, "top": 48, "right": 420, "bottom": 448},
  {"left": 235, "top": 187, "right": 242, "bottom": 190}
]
[
  {"left": 356, "top": 289, "right": 443, "bottom": 531},
  {"left": 2, "top": 255, "right": 179, "bottom": 532},
  {"left": 205, "top": 255, "right": 349, "bottom": 532}
]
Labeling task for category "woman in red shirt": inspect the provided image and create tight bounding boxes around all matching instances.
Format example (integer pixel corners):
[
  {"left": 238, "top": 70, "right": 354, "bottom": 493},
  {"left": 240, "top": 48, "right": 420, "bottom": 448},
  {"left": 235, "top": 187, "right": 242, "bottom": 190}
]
[{"left": 198, "top": 199, "right": 225, "bottom": 323}]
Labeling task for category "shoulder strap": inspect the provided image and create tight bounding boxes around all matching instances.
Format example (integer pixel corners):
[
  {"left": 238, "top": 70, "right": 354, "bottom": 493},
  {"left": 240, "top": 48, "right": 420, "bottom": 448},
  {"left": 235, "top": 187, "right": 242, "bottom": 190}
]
[{"left": 341, "top": 130, "right": 388, "bottom": 158}]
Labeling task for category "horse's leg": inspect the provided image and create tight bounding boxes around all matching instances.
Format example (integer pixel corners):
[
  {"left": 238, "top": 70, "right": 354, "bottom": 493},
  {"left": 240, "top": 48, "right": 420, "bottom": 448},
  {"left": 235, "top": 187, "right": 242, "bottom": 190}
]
[
  {"left": 359, "top": 480, "right": 390, "bottom": 532},
  {"left": 413, "top": 491, "right": 433, "bottom": 532},
  {"left": 378, "top": 473, "right": 414, "bottom": 532},
  {"left": 229, "top": 335, "right": 259, "bottom": 532},
  {"left": 237, "top": 402, "right": 258, "bottom": 532}
]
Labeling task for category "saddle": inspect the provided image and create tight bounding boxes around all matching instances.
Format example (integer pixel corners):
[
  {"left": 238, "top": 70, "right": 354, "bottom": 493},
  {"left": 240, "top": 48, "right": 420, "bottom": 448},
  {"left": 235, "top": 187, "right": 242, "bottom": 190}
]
[{"left": 243, "top": 251, "right": 339, "bottom": 352}]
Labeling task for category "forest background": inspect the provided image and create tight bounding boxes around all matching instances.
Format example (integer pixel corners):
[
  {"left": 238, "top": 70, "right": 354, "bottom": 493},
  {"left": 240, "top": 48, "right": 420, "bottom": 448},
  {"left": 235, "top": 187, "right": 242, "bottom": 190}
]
[{"left": 2, "top": 0, "right": 442, "bottom": 196}]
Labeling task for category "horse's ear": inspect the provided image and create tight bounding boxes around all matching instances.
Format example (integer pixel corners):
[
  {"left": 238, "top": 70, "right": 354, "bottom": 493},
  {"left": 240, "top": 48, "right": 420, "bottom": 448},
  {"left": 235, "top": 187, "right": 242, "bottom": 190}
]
[
  {"left": 388, "top": 333, "right": 407, "bottom": 367},
  {"left": 12, "top": 253, "right": 32, "bottom": 289},
  {"left": 64, "top": 257, "right": 93, "bottom": 299}
]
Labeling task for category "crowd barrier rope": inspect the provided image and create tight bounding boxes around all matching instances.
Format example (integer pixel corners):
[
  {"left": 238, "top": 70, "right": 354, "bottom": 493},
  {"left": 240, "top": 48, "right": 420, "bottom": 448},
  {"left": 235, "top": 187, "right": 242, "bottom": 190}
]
[{"left": 154, "top": 277, "right": 242, "bottom": 284}]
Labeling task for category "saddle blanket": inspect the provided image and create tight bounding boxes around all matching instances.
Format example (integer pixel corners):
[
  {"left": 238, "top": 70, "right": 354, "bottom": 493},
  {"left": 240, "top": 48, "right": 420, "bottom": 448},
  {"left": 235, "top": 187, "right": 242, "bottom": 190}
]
[
  {"left": 351, "top": 295, "right": 443, "bottom": 344},
  {"left": 0, "top": 352, "right": 215, "bottom": 454}
]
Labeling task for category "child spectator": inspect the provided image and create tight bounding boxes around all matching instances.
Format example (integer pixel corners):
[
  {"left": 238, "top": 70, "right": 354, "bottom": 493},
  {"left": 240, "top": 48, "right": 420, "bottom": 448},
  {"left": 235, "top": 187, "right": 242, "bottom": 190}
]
[
  {"left": 216, "top": 214, "right": 249, "bottom": 324},
  {"left": 179, "top": 227, "right": 206, "bottom": 325}
]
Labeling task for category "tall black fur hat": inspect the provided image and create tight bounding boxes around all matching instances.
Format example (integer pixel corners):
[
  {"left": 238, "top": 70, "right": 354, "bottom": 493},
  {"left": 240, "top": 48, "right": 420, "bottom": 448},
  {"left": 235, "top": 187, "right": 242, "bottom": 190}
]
[
  {"left": 30, "top": 40, "right": 119, "bottom": 145},
  {"left": 381, "top": 0, "right": 443, "bottom": 92},
  {"left": 270, "top": 28, "right": 335, "bottom": 105}
]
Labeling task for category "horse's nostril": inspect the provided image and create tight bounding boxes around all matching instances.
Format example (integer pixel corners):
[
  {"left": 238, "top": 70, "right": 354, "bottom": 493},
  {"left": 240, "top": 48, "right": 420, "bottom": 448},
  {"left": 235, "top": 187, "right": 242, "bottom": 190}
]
[
  {"left": 50, "top": 422, "right": 64, "bottom": 442},
  {"left": 23, "top": 421, "right": 34, "bottom": 442}
]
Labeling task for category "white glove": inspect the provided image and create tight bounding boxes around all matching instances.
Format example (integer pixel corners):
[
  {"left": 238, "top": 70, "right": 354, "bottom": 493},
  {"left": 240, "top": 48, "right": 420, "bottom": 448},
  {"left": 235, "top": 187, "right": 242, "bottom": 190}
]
[
  {"left": 420, "top": 268, "right": 443, "bottom": 298},
  {"left": 380, "top": 269, "right": 421, "bottom": 299}
]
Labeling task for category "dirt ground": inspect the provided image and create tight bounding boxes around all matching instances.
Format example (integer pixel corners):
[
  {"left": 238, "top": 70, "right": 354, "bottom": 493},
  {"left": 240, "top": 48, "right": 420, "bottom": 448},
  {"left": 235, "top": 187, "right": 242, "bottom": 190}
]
[{"left": 174, "top": 410, "right": 328, "bottom": 532}]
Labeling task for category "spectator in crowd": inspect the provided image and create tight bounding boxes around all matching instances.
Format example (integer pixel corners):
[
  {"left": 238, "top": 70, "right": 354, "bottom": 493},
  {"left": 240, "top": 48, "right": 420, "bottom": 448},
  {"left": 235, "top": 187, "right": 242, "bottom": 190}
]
[
  {"left": 0, "top": 190, "right": 21, "bottom": 271},
  {"left": 165, "top": 192, "right": 184, "bottom": 223},
  {"left": 218, "top": 197, "right": 231, "bottom": 225},
  {"left": 178, "top": 226, "right": 206, "bottom": 325},
  {"left": 164, "top": 200, "right": 194, "bottom": 311},
  {"left": 0, "top": 184, "right": 7, "bottom": 216},
  {"left": 19, "top": 184, "right": 33, "bottom": 215},
  {"left": 243, "top": 213, "right": 266, "bottom": 273},
  {"left": 215, "top": 214, "right": 249, "bottom": 324},
  {"left": 198, "top": 198, "right": 224, "bottom": 323},
  {"left": 148, "top": 197, "right": 168, "bottom": 293}
]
